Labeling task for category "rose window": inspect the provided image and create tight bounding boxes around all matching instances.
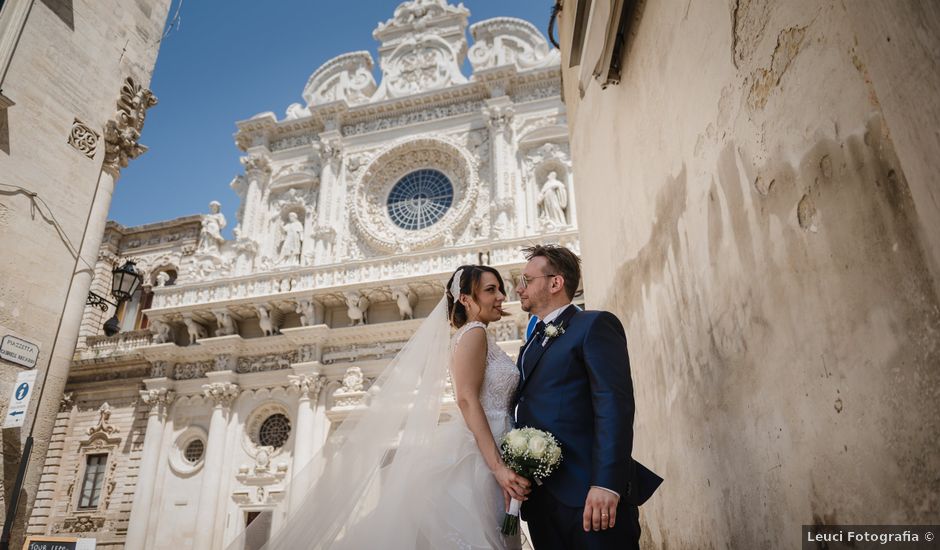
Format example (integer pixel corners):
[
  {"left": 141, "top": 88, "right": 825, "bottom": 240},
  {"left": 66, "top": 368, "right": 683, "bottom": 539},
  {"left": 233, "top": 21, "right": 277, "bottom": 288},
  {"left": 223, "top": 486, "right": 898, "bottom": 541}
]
[
  {"left": 258, "top": 413, "right": 291, "bottom": 448},
  {"left": 386, "top": 169, "right": 454, "bottom": 230}
]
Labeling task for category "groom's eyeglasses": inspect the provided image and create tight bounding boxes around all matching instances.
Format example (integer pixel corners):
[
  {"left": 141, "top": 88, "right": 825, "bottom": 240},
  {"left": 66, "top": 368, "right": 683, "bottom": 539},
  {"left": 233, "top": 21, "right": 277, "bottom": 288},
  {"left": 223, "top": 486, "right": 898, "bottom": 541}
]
[{"left": 517, "top": 274, "right": 557, "bottom": 290}]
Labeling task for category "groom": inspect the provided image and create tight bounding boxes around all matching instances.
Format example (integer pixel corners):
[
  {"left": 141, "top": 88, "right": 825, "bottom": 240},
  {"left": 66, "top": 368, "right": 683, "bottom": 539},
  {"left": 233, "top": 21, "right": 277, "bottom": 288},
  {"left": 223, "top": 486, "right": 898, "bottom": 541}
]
[{"left": 514, "top": 244, "right": 661, "bottom": 550}]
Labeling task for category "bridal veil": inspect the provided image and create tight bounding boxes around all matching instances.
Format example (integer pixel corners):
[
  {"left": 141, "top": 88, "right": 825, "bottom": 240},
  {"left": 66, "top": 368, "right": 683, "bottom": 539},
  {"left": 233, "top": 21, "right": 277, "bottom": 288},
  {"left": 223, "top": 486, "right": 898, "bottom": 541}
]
[{"left": 227, "top": 297, "right": 479, "bottom": 549}]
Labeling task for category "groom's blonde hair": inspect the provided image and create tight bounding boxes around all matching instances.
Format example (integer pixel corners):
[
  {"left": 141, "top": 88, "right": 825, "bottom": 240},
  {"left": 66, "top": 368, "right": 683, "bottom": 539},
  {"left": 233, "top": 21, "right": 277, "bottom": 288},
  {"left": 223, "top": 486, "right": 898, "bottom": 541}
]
[{"left": 521, "top": 244, "right": 582, "bottom": 300}]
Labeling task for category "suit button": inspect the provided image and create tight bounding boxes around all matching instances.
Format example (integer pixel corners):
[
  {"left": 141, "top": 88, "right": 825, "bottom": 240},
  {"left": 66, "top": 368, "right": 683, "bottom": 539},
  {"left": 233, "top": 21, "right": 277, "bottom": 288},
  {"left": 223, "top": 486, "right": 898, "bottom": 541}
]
[{"left": 519, "top": 397, "right": 525, "bottom": 403}]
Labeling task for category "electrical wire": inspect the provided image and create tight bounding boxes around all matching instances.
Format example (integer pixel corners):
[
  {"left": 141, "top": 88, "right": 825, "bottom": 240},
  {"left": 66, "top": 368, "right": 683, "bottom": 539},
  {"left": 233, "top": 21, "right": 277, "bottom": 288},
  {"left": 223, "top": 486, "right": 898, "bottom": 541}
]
[{"left": 0, "top": 182, "right": 98, "bottom": 273}]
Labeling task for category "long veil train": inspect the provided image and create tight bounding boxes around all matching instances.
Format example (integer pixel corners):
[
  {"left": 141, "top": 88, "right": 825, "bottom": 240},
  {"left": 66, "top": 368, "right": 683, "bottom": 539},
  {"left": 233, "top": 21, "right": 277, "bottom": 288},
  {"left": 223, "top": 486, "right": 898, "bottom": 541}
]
[{"left": 228, "top": 297, "right": 458, "bottom": 549}]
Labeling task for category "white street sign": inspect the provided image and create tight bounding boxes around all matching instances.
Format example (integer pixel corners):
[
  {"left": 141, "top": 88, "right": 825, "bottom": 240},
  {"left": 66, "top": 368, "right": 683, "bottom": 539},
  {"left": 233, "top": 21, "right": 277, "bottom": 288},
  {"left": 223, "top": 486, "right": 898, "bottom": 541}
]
[
  {"left": 1, "top": 333, "right": 40, "bottom": 369},
  {"left": 3, "top": 369, "right": 38, "bottom": 429}
]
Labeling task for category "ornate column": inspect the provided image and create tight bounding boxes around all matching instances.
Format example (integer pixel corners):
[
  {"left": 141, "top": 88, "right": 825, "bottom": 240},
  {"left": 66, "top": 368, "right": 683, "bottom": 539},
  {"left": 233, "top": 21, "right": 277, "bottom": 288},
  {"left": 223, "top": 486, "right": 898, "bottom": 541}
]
[
  {"left": 287, "top": 372, "right": 325, "bottom": 512},
  {"left": 239, "top": 154, "right": 271, "bottom": 240},
  {"left": 483, "top": 98, "right": 516, "bottom": 237},
  {"left": 125, "top": 386, "right": 175, "bottom": 550},
  {"left": 193, "top": 381, "right": 240, "bottom": 550},
  {"left": 313, "top": 133, "right": 343, "bottom": 263}
]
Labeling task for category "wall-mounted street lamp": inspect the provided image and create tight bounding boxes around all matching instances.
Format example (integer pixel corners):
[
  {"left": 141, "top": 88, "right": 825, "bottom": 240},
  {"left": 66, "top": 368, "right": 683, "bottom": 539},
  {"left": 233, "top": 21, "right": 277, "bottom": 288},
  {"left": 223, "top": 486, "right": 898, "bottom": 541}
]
[{"left": 86, "top": 259, "right": 143, "bottom": 336}]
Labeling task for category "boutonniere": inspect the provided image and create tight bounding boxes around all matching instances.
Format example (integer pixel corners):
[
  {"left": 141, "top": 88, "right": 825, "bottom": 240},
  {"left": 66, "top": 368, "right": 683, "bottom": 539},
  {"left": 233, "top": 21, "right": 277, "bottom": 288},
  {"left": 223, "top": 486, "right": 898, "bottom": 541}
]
[{"left": 541, "top": 323, "right": 565, "bottom": 347}]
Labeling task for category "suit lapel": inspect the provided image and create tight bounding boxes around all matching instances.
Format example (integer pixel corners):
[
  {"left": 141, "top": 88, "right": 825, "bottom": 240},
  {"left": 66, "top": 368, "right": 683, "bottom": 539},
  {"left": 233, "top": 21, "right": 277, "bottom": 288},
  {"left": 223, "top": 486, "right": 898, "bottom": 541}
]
[{"left": 518, "top": 305, "right": 578, "bottom": 395}]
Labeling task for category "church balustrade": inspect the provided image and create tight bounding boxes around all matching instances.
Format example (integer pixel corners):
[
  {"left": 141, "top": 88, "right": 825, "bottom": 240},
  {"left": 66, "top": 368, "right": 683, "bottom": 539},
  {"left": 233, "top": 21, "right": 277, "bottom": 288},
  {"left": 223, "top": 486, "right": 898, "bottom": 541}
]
[{"left": 148, "top": 231, "right": 579, "bottom": 312}]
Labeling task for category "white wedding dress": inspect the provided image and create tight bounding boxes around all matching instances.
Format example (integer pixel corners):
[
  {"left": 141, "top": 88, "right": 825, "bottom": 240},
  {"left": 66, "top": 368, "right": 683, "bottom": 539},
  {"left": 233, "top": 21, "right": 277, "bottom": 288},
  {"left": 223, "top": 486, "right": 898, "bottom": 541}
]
[
  {"left": 235, "top": 300, "right": 523, "bottom": 550},
  {"left": 415, "top": 321, "right": 522, "bottom": 549}
]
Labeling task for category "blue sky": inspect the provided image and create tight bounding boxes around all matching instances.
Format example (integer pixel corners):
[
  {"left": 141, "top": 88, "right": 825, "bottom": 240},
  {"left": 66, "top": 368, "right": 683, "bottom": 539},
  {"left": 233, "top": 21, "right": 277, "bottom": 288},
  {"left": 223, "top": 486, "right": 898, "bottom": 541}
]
[{"left": 113, "top": 0, "right": 551, "bottom": 237}]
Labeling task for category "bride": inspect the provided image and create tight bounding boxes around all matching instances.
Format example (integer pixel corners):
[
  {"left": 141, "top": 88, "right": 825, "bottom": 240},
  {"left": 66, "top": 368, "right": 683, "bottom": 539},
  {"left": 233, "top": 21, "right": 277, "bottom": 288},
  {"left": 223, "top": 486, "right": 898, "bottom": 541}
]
[{"left": 233, "top": 265, "right": 532, "bottom": 549}]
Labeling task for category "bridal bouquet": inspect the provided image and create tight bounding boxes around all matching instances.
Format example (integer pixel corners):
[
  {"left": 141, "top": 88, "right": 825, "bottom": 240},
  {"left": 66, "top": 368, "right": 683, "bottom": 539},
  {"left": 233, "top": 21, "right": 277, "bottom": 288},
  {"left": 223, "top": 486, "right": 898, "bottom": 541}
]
[{"left": 498, "top": 427, "right": 563, "bottom": 535}]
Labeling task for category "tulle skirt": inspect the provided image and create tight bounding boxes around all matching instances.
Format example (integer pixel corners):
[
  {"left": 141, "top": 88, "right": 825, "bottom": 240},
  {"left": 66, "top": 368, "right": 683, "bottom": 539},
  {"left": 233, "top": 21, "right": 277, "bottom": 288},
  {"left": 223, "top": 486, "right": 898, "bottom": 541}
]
[{"left": 332, "top": 412, "right": 522, "bottom": 550}]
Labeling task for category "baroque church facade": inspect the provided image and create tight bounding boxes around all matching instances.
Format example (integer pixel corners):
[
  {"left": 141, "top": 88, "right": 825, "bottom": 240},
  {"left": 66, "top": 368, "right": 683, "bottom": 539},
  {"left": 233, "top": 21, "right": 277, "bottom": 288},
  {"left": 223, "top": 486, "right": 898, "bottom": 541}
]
[{"left": 27, "top": 1, "right": 579, "bottom": 548}]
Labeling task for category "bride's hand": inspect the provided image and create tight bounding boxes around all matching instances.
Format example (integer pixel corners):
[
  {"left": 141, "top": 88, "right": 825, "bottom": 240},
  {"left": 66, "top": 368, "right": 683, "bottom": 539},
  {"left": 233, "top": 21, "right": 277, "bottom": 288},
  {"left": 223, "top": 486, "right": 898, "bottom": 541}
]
[{"left": 494, "top": 464, "right": 531, "bottom": 501}]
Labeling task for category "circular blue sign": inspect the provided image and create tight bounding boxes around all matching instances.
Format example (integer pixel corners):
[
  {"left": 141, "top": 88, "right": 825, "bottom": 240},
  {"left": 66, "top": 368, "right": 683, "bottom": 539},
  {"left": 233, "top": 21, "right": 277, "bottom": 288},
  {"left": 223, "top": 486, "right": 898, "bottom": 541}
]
[{"left": 15, "top": 382, "right": 29, "bottom": 400}]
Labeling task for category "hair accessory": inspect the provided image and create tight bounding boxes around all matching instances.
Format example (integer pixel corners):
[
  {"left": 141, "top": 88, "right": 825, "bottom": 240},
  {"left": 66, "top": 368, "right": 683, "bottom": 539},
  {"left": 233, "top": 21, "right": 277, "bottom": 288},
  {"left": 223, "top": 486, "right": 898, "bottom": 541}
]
[{"left": 449, "top": 268, "right": 464, "bottom": 299}]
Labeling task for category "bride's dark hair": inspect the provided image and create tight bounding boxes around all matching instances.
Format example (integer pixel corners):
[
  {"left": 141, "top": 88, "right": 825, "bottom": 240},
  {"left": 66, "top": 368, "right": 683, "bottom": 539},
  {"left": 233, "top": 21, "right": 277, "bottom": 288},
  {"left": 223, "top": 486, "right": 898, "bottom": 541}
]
[{"left": 446, "top": 265, "right": 509, "bottom": 328}]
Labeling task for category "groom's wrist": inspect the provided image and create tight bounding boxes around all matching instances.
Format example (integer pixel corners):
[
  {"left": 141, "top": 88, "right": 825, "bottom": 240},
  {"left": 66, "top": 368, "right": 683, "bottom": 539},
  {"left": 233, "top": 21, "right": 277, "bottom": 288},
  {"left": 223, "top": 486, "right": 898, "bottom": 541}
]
[{"left": 590, "top": 485, "right": 620, "bottom": 499}]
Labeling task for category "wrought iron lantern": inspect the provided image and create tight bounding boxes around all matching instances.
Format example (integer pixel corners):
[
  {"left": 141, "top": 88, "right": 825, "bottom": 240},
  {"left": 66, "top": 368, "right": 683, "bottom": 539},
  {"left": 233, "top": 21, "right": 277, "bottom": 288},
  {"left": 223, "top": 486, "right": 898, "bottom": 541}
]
[{"left": 86, "top": 259, "right": 143, "bottom": 336}]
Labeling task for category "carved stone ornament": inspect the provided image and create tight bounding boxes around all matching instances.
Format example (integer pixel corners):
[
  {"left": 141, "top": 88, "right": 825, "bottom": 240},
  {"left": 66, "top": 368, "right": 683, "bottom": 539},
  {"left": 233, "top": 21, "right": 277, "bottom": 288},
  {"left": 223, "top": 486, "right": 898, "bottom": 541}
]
[
  {"left": 374, "top": 34, "right": 468, "bottom": 100},
  {"left": 288, "top": 373, "right": 326, "bottom": 399},
  {"left": 87, "top": 403, "right": 119, "bottom": 438},
  {"left": 241, "top": 154, "right": 272, "bottom": 177},
  {"left": 103, "top": 77, "right": 157, "bottom": 176},
  {"left": 68, "top": 118, "right": 100, "bottom": 158},
  {"left": 344, "top": 291, "right": 370, "bottom": 326},
  {"left": 202, "top": 382, "right": 240, "bottom": 407},
  {"left": 468, "top": 17, "right": 560, "bottom": 73},
  {"left": 372, "top": 1, "right": 469, "bottom": 101},
  {"left": 236, "top": 352, "right": 296, "bottom": 374},
  {"left": 140, "top": 388, "right": 175, "bottom": 420},
  {"left": 62, "top": 515, "right": 105, "bottom": 533},
  {"left": 182, "top": 314, "right": 208, "bottom": 344},
  {"left": 303, "top": 51, "right": 377, "bottom": 107},
  {"left": 349, "top": 135, "right": 479, "bottom": 253},
  {"left": 59, "top": 392, "right": 75, "bottom": 412}
]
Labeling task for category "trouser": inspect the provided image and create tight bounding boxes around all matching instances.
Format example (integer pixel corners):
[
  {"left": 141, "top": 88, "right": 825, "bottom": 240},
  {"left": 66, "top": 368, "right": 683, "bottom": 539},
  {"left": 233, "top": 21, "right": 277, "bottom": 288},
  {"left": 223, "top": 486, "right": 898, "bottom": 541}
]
[{"left": 524, "top": 488, "right": 640, "bottom": 550}]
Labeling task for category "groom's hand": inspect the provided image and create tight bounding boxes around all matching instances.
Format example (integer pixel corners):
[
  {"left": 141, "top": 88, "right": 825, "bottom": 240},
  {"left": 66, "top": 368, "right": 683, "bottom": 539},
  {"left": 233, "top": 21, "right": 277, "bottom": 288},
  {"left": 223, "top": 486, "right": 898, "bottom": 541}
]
[{"left": 583, "top": 487, "right": 620, "bottom": 531}]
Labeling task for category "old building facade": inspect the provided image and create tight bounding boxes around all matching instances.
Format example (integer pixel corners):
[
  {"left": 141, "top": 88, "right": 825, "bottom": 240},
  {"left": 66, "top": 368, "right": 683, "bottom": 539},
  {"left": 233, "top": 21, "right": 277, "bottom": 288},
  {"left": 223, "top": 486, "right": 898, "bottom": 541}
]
[
  {"left": 26, "top": 2, "right": 577, "bottom": 548},
  {"left": 0, "top": 1, "right": 171, "bottom": 547}
]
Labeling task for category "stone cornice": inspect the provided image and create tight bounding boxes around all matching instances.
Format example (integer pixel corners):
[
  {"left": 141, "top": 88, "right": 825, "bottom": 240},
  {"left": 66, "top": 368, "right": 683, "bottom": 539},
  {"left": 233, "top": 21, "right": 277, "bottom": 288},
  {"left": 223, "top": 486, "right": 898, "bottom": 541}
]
[
  {"left": 233, "top": 67, "right": 561, "bottom": 149},
  {"left": 146, "top": 231, "right": 578, "bottom": 314}
]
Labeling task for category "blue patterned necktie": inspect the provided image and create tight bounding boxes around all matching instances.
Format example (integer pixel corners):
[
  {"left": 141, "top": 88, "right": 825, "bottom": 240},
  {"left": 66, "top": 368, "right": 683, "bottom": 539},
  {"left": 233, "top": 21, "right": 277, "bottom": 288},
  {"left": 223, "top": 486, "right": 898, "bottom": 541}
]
[{"left": 520, "top": 321, "right": 545, "bottom": 381}]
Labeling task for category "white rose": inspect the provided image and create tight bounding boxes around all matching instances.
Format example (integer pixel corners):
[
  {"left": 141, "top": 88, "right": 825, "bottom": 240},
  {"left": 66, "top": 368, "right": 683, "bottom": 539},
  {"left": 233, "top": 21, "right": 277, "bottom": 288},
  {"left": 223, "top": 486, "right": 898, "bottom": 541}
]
[
  {"left": 544, "top": 325, "right": 560, "bottom": 338},
  {"left": 507, "top": 432, "right": 528, "bottom": 454},
  {"left": 527, "top": 435, "right": 548, "bottom": 458}
]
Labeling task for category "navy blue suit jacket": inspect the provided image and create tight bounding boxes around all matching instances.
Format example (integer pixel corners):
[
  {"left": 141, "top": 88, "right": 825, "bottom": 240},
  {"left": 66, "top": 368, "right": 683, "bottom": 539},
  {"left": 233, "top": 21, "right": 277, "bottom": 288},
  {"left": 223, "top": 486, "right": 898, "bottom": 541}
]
[{"left": 515, "top": 305, "right": 660, "bottom": 508}]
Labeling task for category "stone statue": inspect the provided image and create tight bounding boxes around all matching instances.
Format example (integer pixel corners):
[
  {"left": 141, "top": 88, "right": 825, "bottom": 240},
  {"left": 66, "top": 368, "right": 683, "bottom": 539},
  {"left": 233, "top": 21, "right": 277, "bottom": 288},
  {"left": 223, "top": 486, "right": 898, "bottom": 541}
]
[
  {"left": 257, "top": 305, "right": 278, "bottom": 337},
  {"left": 150, "top": 318, "right": 173, "bottom": 344},
  {"left": 296, "top": 299, "right": 324, "bottom": 327},
  {"left": 155, "top": 271, "right": 170, "bottom": 287},
  {"left": 391, "top": 286, "right": 418, "bottom": 320},
  {"left": 537, "top": 171, "right": 568, "bottom": 228},
  {"left": 197, "top": 201, "right": 226, "bottom": 254},
  {"left": 279, "top": 212, "right": 304, "bottom": 264},
  {"left": 213, "top": 310, "right": 237, "bottom": 337},
  {"left": 182, "top": 314, "right": 207, "bottom": 345},
  {"left": 344, "top": 291, "right": 370, "bottom": 326}
]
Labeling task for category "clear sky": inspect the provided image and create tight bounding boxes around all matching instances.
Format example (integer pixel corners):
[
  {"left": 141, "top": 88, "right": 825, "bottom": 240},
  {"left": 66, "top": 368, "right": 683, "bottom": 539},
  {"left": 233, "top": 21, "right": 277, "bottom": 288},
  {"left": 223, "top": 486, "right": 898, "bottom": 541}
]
[{"left": 112, "top": 0, "right": 552, "bottom": 238}]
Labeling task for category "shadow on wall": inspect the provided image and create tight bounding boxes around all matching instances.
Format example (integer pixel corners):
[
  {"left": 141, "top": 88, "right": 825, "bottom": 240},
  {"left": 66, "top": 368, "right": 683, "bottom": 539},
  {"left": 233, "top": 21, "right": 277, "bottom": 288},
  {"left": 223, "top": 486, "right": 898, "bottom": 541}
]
[
  {"left": 0, "top": 107, "right": 9, "bottom": 154},
  {"left": 609, "top": 114, "right": 940, "bottom": 545},
  {"left": 39, "top": 0, "right": 75, "bottom": 30}
]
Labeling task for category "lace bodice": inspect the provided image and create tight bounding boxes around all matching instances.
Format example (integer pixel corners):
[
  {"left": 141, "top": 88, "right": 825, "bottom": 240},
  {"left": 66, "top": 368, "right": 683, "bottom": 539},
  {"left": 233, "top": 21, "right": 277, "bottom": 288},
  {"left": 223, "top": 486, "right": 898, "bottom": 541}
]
[{"left": 452, "top": 321, "right": 519, "bottom": 427}]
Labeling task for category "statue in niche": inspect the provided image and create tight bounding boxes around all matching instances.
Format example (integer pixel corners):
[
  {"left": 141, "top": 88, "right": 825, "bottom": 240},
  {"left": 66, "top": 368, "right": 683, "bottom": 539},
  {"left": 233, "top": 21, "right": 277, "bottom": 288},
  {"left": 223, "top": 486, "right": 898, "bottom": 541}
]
[
  {"left": 537, "top": 171, "right": 568, "bottom": 228},
  {"left": 155, "top": 271, "right": 170, "bottom": 287},
  {"left": 278, "top": 212, "right": 305, "bottom": 264},
  {"left": 197, "top": 201, "right": 226, "bottom": 254}
]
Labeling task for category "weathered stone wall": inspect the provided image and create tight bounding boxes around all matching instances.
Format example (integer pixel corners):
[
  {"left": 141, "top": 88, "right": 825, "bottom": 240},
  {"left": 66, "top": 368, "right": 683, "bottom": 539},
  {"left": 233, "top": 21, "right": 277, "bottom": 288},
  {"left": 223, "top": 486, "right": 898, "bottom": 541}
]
[
  {"left": 0, "top": 0, "right": 170, "bottom": 546},
  {"left": 557, "top": 1, "right": 940, "bottom": 547}
]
